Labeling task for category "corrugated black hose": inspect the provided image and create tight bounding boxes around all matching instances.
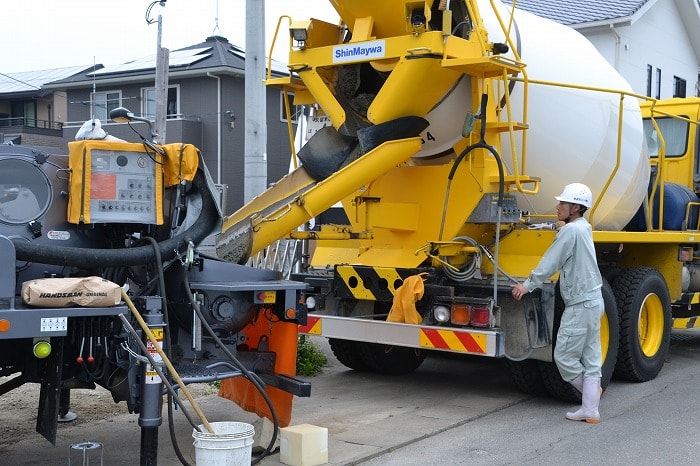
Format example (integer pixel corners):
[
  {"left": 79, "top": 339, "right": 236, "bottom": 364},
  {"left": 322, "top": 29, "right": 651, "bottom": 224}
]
[{"left": 12, "top": 170, "right": 219, "bottom": 267}]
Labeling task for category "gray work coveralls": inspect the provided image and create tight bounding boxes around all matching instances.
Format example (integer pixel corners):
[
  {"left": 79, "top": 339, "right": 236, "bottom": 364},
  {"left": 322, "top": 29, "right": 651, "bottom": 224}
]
[{"left": 522, "top": 217, "right": 604, "bottom": 381}]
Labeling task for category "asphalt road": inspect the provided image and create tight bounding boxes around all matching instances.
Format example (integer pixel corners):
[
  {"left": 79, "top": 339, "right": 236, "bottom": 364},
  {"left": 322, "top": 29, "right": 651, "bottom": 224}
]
[
  {"left": 2, "top": 329, "right": 700, "bottom": 465},
  {"left": 359, "top": 328, "right": 700, "bottom": 466}
]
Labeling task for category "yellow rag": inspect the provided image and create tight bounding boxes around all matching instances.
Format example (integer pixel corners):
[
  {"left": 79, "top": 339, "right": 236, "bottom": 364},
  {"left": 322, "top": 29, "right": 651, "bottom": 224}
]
[{"left": 386, "top": 273, "right": 427, "bottom": 324}]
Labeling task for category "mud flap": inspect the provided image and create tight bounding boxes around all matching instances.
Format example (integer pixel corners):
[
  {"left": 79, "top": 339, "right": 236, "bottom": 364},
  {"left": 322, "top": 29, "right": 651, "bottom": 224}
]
[
  {"left": 525, "top": 284, "right": 553, "bottom": 349},
  {"left": 219, "top": 319, "right": 299, "bottom": 427},
  {"left": 36, "top": 336, "right": 64, "bottom": 445},
  {"left": 500, "top": 283, "right": 554, "bottom": 359}
]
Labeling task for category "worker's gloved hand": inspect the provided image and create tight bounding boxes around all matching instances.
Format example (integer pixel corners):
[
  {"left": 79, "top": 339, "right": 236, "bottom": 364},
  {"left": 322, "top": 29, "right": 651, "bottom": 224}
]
[{"left": 527, "top": 221, "right": 556, "bottom": 230}]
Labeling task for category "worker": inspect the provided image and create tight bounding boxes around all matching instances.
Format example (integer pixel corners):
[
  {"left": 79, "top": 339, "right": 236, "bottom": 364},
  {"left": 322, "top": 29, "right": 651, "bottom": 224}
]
[{"left": 511, "top": 183, "right": 604, "bottom": 424}]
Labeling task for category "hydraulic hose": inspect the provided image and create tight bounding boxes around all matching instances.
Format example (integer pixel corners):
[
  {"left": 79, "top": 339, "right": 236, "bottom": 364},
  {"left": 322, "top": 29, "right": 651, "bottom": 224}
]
[
  {"left": 438, "top": 93, "right": 506, "bottom": 241},
  {"left": 12, "top": 171, "right": 219, "bottom": 267}
]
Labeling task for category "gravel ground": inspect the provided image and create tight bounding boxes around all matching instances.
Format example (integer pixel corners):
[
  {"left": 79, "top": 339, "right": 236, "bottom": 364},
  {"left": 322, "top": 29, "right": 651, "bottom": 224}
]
[{"left": 0, "top": 376, "right": 215, "bottom": 452}]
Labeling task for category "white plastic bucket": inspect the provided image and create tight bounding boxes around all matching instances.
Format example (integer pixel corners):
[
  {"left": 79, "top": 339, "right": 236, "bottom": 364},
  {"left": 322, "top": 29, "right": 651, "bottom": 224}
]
[{"left": 192, "top": 421, "right": 255, "bottom": 466}]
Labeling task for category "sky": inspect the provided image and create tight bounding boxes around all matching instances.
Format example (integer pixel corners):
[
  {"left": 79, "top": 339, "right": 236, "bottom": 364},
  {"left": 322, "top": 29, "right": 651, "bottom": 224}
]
[{"left": 2, "top": 0, "right": 340, "bottom": 73}]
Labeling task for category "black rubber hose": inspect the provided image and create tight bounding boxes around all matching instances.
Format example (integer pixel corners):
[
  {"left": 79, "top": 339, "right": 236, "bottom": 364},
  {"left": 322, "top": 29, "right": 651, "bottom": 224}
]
[
  {"left": 439, "top": 94, "right": 506, "bottom": 240},
  {"left": 12, "top": 171, "right": 219, "bottom": 267}
]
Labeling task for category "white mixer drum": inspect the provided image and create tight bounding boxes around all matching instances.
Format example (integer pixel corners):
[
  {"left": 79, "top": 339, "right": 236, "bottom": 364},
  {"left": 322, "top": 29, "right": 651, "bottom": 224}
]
[
  {"left": 415, "top": 75, "right": 473, "bottom": 158},
  {"left": 479, "top": 0, "right": 649, "bottom": 231}
]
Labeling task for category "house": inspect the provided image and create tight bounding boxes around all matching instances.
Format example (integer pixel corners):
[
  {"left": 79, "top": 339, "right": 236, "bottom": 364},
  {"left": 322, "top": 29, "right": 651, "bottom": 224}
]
[
  {"left": 43, "top": 35, "right": 297, "bottom": 214},
  {"left": 502, "top": 0, "right": 700, "bottom": 98},
  {"left": 0, "top": 65, "right": 94, "bottom": 147}
]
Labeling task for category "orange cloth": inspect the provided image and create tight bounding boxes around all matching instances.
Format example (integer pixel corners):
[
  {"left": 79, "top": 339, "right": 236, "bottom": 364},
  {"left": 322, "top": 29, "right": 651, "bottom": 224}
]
[
  {"left": 218, "top": 317, "right": 298, "bottom": 427},
  {"left": 386, "top": 273, "right": 427, "bottom": 324}
]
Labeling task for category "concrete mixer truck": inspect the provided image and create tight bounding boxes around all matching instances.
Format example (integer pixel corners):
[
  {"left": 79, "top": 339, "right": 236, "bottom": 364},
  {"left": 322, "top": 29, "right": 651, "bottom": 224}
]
[{"left": 215, "top": 0, "right": 700, "bottom": 404}]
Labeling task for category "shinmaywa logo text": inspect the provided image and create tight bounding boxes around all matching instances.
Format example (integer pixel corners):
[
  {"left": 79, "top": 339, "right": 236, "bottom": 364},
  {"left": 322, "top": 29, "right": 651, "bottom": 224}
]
[{"left": 333, "top": 40, "right": 386, "bottom": 63}]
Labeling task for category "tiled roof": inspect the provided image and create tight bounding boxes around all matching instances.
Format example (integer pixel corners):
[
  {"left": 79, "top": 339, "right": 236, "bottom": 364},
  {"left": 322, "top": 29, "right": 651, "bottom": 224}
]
[
  {"left": 501, "top": 0, "right": 650, "bottom": 25},
  {"left": 0, "top": 65, "right": 93, "bottom": 94}
]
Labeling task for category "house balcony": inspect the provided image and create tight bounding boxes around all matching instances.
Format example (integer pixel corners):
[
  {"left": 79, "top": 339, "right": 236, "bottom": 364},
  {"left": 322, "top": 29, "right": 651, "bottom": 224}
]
[
  {"left": 0, "top": 117, "right": 64, "bottom": 148},
  {"left": 61, "top": 116, "right": 203, "bottom": 149}
]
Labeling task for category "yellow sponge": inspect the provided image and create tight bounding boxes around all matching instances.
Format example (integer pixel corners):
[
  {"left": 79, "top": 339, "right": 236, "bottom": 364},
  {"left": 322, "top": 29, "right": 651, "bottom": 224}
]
[{"left": 279, "top": 424, "right": 328, "bottom": 466}]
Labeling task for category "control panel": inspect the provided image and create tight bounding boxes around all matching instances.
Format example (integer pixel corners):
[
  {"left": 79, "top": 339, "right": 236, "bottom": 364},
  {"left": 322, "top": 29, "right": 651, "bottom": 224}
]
[
  {"left": 88, "top": 149, "right": 158, "bottom": 224},
  {"left": 467, "top": 193, "right": 521, "bottom": 224}
]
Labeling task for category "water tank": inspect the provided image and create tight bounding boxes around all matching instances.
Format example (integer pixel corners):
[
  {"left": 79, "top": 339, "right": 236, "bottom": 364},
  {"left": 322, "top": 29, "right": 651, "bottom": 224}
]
[{"left": 626, "top": 182, "right": 700, "bottom": 231}]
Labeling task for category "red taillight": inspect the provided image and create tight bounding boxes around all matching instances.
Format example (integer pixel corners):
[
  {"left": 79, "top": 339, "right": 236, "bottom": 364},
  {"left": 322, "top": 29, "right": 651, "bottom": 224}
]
[
  {"left": 470, "top": 305, "right": 491, "bottom": 327},
  {"left": 450, "top": 303, "right": 471, "bottom": 325}
]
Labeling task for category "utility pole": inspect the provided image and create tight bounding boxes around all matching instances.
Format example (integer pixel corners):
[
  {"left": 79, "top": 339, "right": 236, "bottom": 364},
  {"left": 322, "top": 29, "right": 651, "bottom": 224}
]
[
  {"left": 244, "top": 0, "right": 267, "bottom": 202},
  {"left": 152, "top": 1, "right": 169, "bottom": 144}
]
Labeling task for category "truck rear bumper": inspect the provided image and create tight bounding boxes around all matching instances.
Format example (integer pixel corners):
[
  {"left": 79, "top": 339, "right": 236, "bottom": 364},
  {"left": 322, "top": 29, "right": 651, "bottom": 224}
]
[{"left": 300, "top": 314, "right": 504, "bottom": 357}]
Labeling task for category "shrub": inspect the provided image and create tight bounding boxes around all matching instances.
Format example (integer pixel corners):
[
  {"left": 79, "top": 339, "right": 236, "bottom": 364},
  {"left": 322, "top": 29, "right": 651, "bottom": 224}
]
[{"left": 296, "top": 335, "right": 327, "bottom": 376}]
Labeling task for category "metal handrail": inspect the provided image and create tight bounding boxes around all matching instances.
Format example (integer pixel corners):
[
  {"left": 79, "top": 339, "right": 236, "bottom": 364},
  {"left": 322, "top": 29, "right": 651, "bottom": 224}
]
[{"left": 0, "top": 117, "right": 62, "bottom": 130}]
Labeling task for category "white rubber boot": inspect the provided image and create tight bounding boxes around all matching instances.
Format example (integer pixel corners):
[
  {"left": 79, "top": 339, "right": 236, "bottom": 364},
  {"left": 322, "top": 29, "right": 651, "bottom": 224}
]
[
  {"left": 566, "top": 376, "right": 601, "bottom": 423},
  {"left": 569, "top": 374, "right": 583, "bottom": 393}
]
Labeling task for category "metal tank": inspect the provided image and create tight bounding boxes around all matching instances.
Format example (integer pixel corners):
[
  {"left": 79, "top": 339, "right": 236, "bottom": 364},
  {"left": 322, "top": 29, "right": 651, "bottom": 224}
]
[{"left": 479, "top": 1, "right": 649, "bottom": 230}]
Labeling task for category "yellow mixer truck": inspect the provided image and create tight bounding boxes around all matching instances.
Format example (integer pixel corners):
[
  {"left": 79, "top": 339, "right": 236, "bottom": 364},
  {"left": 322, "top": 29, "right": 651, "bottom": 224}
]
[{"left": 217, "top": 0, "right": 700, "bottom": 404}]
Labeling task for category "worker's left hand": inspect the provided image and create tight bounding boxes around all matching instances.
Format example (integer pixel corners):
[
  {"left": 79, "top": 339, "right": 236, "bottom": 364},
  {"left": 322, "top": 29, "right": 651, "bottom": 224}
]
[{"left": 511, "top": 283, "right": 528, "bottom": 301}]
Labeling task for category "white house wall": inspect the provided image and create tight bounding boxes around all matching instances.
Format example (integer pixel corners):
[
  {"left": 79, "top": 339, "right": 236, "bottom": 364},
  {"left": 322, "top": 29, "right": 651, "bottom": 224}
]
[{"left": 580, "top": 0, "right": 698, "bottom": 99}]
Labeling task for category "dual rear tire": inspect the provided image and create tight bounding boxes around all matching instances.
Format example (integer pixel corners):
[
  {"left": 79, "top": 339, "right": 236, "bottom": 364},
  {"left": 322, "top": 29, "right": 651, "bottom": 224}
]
[
  {"left": 329, "top": 339, "right": 427, "bottom": 375},
  {"left": 509, "top": 278, "right": 619, "bottom": 402},
  {"left": 508, "top": 266, "right": 672, "bottom": 401}
]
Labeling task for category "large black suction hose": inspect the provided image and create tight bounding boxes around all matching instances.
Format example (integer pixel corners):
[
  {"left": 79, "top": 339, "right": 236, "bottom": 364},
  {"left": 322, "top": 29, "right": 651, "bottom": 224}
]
[{"left": 12, "top": 170, "right": 220, "bottom": 267}]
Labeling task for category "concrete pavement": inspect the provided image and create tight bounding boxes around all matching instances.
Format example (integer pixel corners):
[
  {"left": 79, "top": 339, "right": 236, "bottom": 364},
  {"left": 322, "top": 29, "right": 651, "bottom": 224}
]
[{"left": 0, "top": 336, "right": 529, "bottom": 465}]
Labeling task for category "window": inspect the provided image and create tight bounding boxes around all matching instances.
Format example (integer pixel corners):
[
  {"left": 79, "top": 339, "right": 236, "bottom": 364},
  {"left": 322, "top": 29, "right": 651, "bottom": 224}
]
[
  {"left": 280, "top": 91, "right": 301, "bottom": 123},
  {"left": 646, "top": 65, "right": 653, "bottom": 97},
  {"left": 642, "top": 116, "right": 689, "bottom": 158},
  {"left": 673, "top": 76, "right": 686, "bottom": 98},
  {"left": 141, "top": 86, "right": 179, "bottom": 119},
  {"left": 91, "top": 91, "right": 121, "bottom": 122},
  {"left": 10, "top": 100, "right": 36, "bottom": 126},
  {"left": 655, "top": 68, "right": 662, "bottom": 100}
]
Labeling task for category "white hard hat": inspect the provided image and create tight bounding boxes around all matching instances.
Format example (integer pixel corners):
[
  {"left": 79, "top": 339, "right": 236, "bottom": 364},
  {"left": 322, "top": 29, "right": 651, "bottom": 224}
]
[{"left": 555, "top": 183, "right": 593, "bottom": 208}]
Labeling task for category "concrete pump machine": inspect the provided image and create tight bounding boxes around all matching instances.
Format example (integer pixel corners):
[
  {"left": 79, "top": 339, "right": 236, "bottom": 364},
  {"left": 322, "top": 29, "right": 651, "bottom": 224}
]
[{"left": 2, "top": 0, "right": 700, "bottom": 463}]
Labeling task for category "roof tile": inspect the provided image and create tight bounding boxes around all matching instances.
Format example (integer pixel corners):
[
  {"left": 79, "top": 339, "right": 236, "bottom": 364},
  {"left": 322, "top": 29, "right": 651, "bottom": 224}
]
[{"left": 501, "top": 0, "right": 650, "bottom": 25}]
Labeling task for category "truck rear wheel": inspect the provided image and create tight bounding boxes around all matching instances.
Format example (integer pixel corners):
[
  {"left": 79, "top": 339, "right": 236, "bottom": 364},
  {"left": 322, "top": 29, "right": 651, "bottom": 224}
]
[
  {"left": 506, "top": 359, "right": 548, "bottom": 396},
  {"left": 611, "top": 267, "right": 671, "bottom": 381},
  {"left": 357, "top": 342, "right": 427, "bottom": 375},
  {"left": 539, "top": 278, "right": 619, "bottom": 402},
  {"left": 329, "top": 338, "right": 370, "bottom": 371}
]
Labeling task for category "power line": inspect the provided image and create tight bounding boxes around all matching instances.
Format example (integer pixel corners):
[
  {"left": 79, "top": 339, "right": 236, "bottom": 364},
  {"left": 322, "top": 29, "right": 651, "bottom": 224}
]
[{"left": 0, "top": 72, "right": 42, "bottom": 90}]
